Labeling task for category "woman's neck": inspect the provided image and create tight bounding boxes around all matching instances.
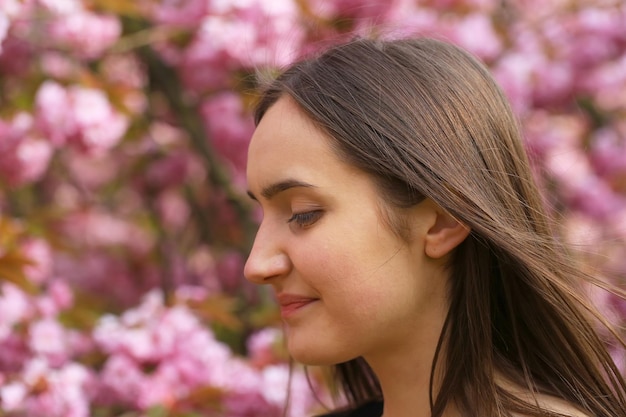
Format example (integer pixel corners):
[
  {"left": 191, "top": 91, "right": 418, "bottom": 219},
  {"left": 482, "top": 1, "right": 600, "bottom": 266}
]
[{"left": 363, "top": 309, "right": 457, "bottom": 417}]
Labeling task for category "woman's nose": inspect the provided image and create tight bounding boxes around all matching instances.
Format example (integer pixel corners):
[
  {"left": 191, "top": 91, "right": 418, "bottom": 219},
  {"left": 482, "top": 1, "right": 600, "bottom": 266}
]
[{"left": 244, "top": 226, "right": 290, "bottom": 284}]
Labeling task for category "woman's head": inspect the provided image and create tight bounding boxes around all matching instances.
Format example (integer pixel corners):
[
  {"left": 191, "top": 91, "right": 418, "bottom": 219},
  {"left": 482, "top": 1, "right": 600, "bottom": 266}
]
[
  {"left": 245, "top": 95, "right": 464, "bottom": 368},
  {"left": 253, "top": 37, "right": 545, "bottom": 242},
  {"left": 247, "top": 37, "right": 626, "bottom": 416}
]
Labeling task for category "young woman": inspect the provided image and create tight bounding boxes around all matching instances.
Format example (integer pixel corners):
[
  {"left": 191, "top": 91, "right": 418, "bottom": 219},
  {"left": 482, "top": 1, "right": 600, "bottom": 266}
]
[{"left": 243, "top": 37, "right": 626, "bottom": 417}]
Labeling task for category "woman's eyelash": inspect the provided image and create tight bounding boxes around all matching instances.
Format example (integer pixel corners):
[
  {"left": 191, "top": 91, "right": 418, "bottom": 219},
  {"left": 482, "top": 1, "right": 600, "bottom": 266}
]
[{"left": 287, "top": 210, "right": 323, "bottom": 227}]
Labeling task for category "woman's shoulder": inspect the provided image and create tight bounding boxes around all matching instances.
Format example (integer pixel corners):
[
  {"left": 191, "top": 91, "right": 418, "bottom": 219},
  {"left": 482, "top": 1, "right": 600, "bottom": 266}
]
[{"left": 315, "top": 401, "right": 383, "bottom": 417}]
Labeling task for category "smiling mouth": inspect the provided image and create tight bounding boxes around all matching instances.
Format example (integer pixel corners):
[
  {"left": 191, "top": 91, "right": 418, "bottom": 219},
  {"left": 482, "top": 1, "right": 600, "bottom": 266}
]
[{"left": 276, "top": 294, "right": 319, "bottom": 318}]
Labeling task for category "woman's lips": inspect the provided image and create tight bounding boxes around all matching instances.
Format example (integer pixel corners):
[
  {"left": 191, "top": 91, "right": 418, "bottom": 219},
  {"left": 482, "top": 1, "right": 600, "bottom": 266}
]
[{"left": 276, "top": 293, "right": 318, "bottom": 318}]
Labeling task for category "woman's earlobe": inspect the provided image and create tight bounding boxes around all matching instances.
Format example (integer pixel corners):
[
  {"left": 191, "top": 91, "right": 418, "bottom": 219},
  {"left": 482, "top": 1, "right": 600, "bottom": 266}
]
[{"left": 424, "top": 210, "right": 470, "bottom": 259}]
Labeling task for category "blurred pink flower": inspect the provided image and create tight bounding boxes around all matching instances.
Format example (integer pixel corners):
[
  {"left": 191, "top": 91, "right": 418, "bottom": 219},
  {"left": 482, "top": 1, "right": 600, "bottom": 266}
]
[
  {"left": 180, "top": 0, "right": 304, "bottom": 91},
  {"left": 591, "top": 127, "right": 626, "bottom": 178},
  {"left": 0, "top": 9, "right": 8, "bottom": 53},
  {"left": 261, "top": 364, "right": 318, "bottom": 417},
  {"left": 36, "top": 279, "right": 74, "bottom": 317},
  {"left": 0, "top": 283, "right": 32, "bottom": 340},
  {"left": 143, "top": 150, "right": 194, "bottom": 190},
  {"left": 580, "top": 54, "right": 626, "bottom": 112},
  {"left": 28, "top": 318, "right": 69, "bottom": 365},
  {"left": 54, "top": 250, "right": 158, "bottom": 307},
  {"left": 449, "top": 13, "right": 502, "bottom": 60},
  {"left": 531, "top": 60, "right": 574, "bottom": 106},
  {"left": 70, "top": 86, "right": 129, "bottom": 152},
  {"left": 37, "top": 0, "right": 83, "bottom": 15},
  {"left": 0, "top": 32, "right": 33, "bottom": 74},
  {"left": 59, "top": 209, "right": 146, "bottom": 248},
  {"left": 522, "top": 112, "right": 586, "bottom": 159},
  {"left": 95, "top": 353, "right": 145, "bottom": 407},
  {"left": 492, "top": 52, "right": 536, "bottom": 115},
  {"left": 21, "top": 238, "right": 53, "bottom": 285},
  {"left": 35, "top": 81, "right": 129, "bottom": 154},
  {"left": 18, "top": 358, "right": 92, "bottom": 417},
  {"left": 156, "top": 189, "right": 190, "bottom": 231},
  {"left": 201, "top": 92, "right": 254, "bottom": 187},
  {"left": 48, "top": 11, "right": 121, "bottom": 59},
  {"left": 100, "top": 52, "right": 147, "bottom": 89},
  {"left": 152, "top": 0, "right": 208, "bottom": 27},
  {"left": 0, "top": 113, "right": 53, "bottom": 186},
  {"left": 40, "top": 51, "right": 79, "bottom": 79},
  {"left": 305, "top": 0, "right": 402, "bottom": 22},
  {"left": 34, "top": 81, "right": 73, "bottom": 146},
  {"left": 216, "top": 250, "right": 245, "bottom": 292},
  {"left": 66, "top": 150, "right": 120, "bottom": 190},
  {"left": 247, "top": 327, "right": 283, "bottom": 367},
  {"left": 93, "top": 290, "right": 265, "bottom": 409}
]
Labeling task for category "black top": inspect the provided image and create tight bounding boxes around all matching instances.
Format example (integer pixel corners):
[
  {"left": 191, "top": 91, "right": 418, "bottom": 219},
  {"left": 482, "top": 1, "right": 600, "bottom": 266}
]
[{"left": 317, "top": 401, "right": 383, "bottom": 417}]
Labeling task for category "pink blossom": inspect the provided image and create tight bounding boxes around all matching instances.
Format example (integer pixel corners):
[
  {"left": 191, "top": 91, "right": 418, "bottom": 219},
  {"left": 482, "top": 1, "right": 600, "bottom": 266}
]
[
  {"left": 151, "top": 0, "right": 208, "bottom": 27},
  {"left": 21, "top": 238, "right": 53, "bottom": 285},
  {"left": 522, "top": 112, "right": 587, "bottom": 159},
  {"left": 17, "top": 358, "right": 92, "bottom": 417},
  {"left": 0, "top": 332, "right": 30, "bottom": 372},
  {"left": 1, "top": 381, "right": 27, "bottom": 411},
  {"left": 34, "top": 279, "right": 74, "bottom": 317},
  {"left": 0, "top": 283, "right": 32, "bottom": 340},
  {"left": 40, "top": 51, "right": 79, "bottom": 79},
  {"left": 34, "top": 81, "right": 73, "bottom": 146},
  {"left": 305, "top": 0, "right": 402, "bottom": 22},
  {"left": 531, "top": 59, "right": 574, "bottom": 106},
  {"left": 0, "top": 0, "right": 26, "bottom": 17},
  {"left": 28, "top": 318, "right": 69, "bottom": 365},
  {"left": 47, "top": 11, "right": 121, "bottom": 59},
  {"left": 261, "top": 364, "right": 318, "bottom": 417},
  {"left": 492, "top": 52, "right": 536, "bottom": 115},
  {"left": 93, "top": 290, "right": 254, "bottom": 409},
  {"left": 247, "top": 327, "right": 283, "bottom": 367},
  {"left": 54, "top": 250, "right": 158, "bottom": 307},
  {"left": 100, "top": 53, "right": 147, "bottom": 89},
  {"left": 0, "top": 136, "right": 53, "bottom": 187},
  {"left": 96, "top": 353, "right": 146, "bottom": 406},
  {"left": 37, "top": 0, "right": 83, "bottom": 15},
  {"left": 35, "top": 81, "right": 129, "bottom": 154},
  {"left": 580, "top": 54, "right": 626, "bottom": 112},
  {"left": 66, "top": 210, "right": 130, "bottom": 246},
  {"left": 156, "top": 189, "right": 190, "bottom": 231},
  {"left": 449, "top": 13, "right": 502, "bottom": 60},
  {"left": 0, "top": 30, "right": 35, "bottom": 77},
  {"left": 184, "top": 247, "right": 222, "bottom": 296},
  {"left": 70, "top": 85, "right": 129, "bottom": 153},
  {"left": 66, "top": 150, "right": 120, "bottom": 190},
  {"left": 143, "top": 150, "right": 194, "bottom": 190},
  {"left": 424, "top": 0, "right": 500, "bottom": 13},
  {"left": 0, "top": 9, "right": 8, "bottom": 54},
  {"left": 201, "top": 92, "right": 254, "bottom": 186},
  {"left": 590, "top": 127, "right": 626, "bottom": 178},
  {"left": 180, "top": 0, "right": 304, "bottom": 91},
  {"left": 216, "top": 251, "right": 245, "bottom": 292},
  {"left": 0, "top": 113, "right": 53, "bottom": 186}
]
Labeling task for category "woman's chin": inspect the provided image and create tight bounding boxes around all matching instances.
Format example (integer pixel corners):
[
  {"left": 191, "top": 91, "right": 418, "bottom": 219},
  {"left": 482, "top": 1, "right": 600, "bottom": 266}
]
[{"left": 288, "top": 342, "right": 356, "bottom": 367}]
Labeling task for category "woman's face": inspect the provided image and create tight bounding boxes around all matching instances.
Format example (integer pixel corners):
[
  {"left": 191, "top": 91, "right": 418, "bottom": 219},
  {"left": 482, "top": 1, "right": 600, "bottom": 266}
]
[{"left": 244, "top": 97, "right": 450, "bottom": 366}]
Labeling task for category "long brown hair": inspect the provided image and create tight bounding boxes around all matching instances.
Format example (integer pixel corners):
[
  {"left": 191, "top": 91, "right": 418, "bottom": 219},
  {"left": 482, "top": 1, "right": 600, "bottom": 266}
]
[{"left": 253, "top": 37, "right": 626, "bottom": 416}]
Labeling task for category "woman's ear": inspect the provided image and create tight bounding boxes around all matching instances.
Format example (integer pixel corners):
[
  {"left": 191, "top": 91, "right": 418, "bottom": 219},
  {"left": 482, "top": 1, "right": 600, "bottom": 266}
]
[{"left": 424, "top": 208, "right": 470, "bottom": 259}]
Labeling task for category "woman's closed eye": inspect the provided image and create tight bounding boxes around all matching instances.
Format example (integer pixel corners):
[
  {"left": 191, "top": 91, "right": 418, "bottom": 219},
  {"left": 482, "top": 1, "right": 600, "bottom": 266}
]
[{"left": 287, "top": 210, "right": 323, "bottom": 228}]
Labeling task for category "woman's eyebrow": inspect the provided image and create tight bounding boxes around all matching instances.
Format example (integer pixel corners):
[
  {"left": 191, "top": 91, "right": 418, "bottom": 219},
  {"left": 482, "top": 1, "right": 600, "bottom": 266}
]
[{"left": 247, "top": 179, "right": 316, "bottom": 201}]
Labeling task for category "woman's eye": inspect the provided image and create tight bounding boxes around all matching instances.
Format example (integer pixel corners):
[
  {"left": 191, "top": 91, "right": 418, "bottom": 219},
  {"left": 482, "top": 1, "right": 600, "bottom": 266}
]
[{"left": 287, "top": 210, "right": 323, "bottom": 228}]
